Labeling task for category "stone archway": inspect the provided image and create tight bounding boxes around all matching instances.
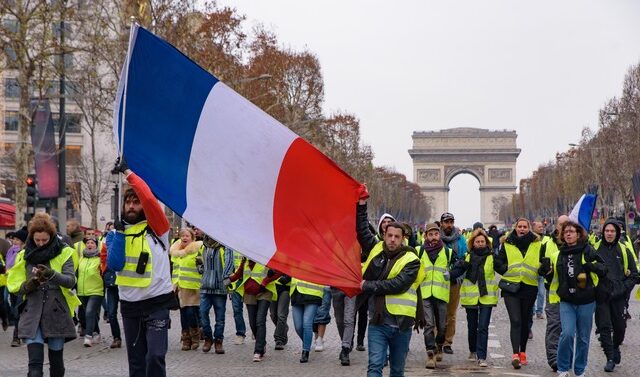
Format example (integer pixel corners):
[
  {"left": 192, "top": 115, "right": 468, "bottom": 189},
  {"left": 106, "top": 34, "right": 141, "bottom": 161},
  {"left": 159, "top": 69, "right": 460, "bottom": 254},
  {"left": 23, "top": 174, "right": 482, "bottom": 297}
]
[{"left": 408, "top": 127, "right": 521, "bottom": 227}]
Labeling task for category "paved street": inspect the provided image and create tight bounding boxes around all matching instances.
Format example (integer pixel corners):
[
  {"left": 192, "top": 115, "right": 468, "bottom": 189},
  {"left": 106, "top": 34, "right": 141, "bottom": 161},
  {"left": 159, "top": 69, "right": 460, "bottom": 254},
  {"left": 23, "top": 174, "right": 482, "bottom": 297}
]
[{"left": 1, "top": 289, "right": 639, "bottom": 376}]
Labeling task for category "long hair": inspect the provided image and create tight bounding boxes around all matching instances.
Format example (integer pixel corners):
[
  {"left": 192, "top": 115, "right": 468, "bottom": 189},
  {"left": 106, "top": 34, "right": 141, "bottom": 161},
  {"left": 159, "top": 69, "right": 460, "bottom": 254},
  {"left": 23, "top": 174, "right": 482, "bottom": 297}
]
[{"left": 467, "top": 228, "right": 490, "bottom": 251}]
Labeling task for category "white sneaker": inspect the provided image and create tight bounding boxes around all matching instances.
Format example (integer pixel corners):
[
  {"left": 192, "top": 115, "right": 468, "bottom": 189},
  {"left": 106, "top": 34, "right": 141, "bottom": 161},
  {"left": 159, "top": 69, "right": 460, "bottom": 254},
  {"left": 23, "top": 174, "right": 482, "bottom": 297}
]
[
  {"left": 575, "top": 374, "right": 585, "bottom": 377},
  {"left": 314, "top": 337, "right": 324, "bottom": 352},
  {"left": 92, "top": 333, "right": 101, "bottom": 344},
  {"left": 478, "top": 359, "right": 488, "bottom": 367},
  {"left": 252, "top": 352, "right": 263, "bottom": 362},
  {"left": 83, "top": 335, "right": 92, "bottom": 347},
  {"left": 234, "top": 335, "right": 245, "bottom": 345},
  {"left": 557, "top": 372, "right": 569, "bottom": 377}
]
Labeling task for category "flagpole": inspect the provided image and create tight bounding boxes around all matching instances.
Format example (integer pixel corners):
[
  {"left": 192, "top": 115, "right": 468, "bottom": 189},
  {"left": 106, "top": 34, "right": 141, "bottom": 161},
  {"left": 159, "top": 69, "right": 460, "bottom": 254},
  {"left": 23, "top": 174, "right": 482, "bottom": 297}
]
[{"left": 116, "top": 18, "right": 138, "bottom": 222}]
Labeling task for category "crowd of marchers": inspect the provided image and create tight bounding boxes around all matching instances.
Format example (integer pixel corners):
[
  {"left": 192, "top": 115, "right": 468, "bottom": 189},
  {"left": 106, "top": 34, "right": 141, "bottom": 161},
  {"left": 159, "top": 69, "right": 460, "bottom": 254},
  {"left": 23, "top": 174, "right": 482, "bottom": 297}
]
[{"left": 1, "top": 164, "right": 639, "bottom": 377}]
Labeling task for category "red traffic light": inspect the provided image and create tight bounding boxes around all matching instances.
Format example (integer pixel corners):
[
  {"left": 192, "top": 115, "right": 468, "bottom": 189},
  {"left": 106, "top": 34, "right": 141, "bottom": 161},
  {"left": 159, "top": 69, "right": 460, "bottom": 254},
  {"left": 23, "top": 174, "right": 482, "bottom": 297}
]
[{"left": 26, "top": 177, "right": 35, "bottom": 185}]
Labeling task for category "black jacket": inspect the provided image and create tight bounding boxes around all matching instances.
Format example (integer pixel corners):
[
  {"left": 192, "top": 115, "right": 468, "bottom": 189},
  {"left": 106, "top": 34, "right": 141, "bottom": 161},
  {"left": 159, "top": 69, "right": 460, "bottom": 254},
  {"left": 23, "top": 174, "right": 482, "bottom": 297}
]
[
  {"left": 553, "top": 242, "right": 607, "bottom": 305},
  {"left": 356, "top": 203, "right": 420, "bottom": 330},
  {"left": 595, "top": 219, "right": 638, "bottom": 300}
]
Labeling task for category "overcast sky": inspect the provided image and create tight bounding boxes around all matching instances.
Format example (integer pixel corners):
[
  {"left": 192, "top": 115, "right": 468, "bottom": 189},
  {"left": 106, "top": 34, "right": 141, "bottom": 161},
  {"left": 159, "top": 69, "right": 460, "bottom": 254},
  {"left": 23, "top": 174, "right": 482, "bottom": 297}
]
[{"left": 219, "top": 0, "right": 640, "bottom": 228}]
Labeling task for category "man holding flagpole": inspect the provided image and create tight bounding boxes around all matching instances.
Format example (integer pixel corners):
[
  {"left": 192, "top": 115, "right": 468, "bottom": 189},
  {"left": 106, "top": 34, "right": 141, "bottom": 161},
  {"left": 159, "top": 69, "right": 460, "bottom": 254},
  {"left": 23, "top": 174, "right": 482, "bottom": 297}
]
[{"left": 107, "top": 159, "right": 177, "bottom": 377}]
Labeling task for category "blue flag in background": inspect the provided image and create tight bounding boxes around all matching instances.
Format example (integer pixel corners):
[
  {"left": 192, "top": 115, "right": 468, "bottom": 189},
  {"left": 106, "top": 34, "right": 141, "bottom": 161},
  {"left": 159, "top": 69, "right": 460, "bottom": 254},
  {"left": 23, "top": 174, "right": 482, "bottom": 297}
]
[{"left": 569, "top": 194, "right": 597, "bottom": 230}]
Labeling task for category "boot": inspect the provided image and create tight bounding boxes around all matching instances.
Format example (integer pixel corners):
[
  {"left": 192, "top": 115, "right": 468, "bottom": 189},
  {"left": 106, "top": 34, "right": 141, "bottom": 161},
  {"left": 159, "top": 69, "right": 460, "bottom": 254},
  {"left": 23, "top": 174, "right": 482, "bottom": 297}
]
[
  {"left": 214, "top": 339, "right": 225, "bottom": 354},
  {"left": 202, "top": 337, "right": 213, "bottom": 353},
  {"left": 604, "top": 360, "right": 615, "bottom": 372},
  {"left": 425, "top": 350, "right": 436, "bottom": 369},
  {"left": 339, "top": 347, "right": 350, "bottom": 366},
  {"left": 110, "top": 338, "right": 122, "bottom": 349},
  {"left": 181, "top": 330, "right": 191, "bottom": 351},
  {"left": 190, "top": 328, "right": 200, "bottom": 350},
  {"left": 27, "top": 343, "right": 44, "bottom": 377},
  {"left": 300, "top": 350, "right": 309, "bottom": 363},
  {"left": 435, "top": 345, "right": 443, "bottom": 362},
  {"left": 613, "top": 347, "right": 621, "bottom": 365},
  {"left": 48, "top": 348, "right": 65, "bottom": 377}
]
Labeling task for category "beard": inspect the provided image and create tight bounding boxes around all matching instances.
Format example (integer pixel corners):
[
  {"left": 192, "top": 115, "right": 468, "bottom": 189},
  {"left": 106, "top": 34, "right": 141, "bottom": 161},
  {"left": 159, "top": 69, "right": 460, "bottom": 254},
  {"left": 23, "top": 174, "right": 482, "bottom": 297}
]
[{"left": 123, "top": 208, "right": 146, "bottom": 224}]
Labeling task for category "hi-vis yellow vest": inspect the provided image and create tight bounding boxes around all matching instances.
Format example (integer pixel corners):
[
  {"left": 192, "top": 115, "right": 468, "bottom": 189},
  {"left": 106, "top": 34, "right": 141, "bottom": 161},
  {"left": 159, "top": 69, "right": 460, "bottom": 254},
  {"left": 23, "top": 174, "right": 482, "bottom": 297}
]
[
  {"left": 417, "top": 246, "right": 451, "bottom": 303},
  {"left": 116, "top": 221, "right": 153, "bottom": 288},
  {"left": 0, "top": 254, "right": 6, "bottom": 287},
  {"left": 174, "top": 244, "right": 203, "bottom": 290},
  {"left": 548, "top": 252, "right": 599, "bottom": 304},
  {"left": 594, "top": 240, "right": 628, "bottom": 272},
  {"left": 501, "top": 241, "right": 542, "bottom": 287},
  {"left": 236, "top": 261, "right": 278, "bottom": 300},
  {"left": 362, "top": 242, "right": 423, "bottom": 318},
  {"left": 290, "top": 278, "right": 324, "bottom": 299},
  {"left": 7, "top": 247, "right": 81, "bottom": 315},
  {"left": 460, "top": 254, "right": 499, "bottom": 306}
]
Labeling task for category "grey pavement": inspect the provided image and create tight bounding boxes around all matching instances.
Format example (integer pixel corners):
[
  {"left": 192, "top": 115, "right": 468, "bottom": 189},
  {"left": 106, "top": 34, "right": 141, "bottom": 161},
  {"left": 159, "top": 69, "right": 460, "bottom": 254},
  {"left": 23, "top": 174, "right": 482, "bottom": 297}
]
[{"left": 1, "top": 289, "right": 640, "bottom": 376}]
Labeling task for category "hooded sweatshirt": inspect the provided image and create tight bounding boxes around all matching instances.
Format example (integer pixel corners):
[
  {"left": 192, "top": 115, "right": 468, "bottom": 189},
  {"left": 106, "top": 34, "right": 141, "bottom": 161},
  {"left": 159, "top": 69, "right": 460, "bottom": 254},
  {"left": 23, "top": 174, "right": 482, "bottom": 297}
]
[
  {"left": 377, "top": 213, "right": 396, "bottom": 238},
  {"left": 595, "top": 219, "right": 638, "bottom": 299}
]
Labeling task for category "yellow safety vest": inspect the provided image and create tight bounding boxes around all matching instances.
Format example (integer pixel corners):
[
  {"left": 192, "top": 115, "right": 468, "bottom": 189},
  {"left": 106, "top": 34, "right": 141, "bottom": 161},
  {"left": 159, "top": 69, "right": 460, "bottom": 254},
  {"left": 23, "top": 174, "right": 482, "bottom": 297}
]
[
  {"left": 174, "top": 244, "right": 202, "bottom": 290},
  {"left": 417, "top": 246, "right": 451, "bottom": 303},
  {"left": 362, "top": 242, "right": 423, "bottom": 318},
  {"left": 548, "top": 252, "right": 599, "bottom": 304},
  {"left": 235, "top": 261, "right": 278, "bottom": 300},
  {"left": 116, "top": 221, "right": 153, "bottom": 288},
  {"left": 460, "top": 254, "right": 499, "bottom": 306},
  {"left": 77, "top": 254, "right": 104, "bottom": 296},
  {"left": 7, "top": 247, "right": 81, "bottom": 314},
  {"left": 0, "top": 254, "right": 6, "bottom": 287},
  {"left": 501, "top": 241, "right": 542, "bottom": 287},
  {"left": 594, "top": 240, "right": 628, "bottom": 272},
  {"left": 290, "top": 278, "right": 324, "bottom": 298}
]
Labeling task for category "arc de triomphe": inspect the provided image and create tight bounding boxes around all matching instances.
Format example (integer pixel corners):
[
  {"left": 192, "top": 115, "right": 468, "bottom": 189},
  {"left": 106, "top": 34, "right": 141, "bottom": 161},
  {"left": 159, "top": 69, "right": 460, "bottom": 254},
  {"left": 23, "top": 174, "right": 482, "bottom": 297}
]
[{"left": 408, "top": 128, "right": 521, "bottom": 227}]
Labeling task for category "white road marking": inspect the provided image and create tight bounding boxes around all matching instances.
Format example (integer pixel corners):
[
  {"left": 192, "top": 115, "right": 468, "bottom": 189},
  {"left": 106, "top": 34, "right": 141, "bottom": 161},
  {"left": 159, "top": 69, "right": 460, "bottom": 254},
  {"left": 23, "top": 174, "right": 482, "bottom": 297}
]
[
  {"left": 490, "top": 353, "right": 505, "bottom": 359},
  {"left": 488, "top": 339, "right": 501, "bottom": 348}
]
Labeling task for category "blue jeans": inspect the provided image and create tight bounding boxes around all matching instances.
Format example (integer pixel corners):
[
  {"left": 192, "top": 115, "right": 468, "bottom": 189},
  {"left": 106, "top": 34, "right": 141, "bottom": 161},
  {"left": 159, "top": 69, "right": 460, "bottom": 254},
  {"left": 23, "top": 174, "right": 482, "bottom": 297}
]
[
  {"left": 535, "top": 276, "right": 546, "bottom": 315},
  {"left": 313, "top": 287, "right": 332, "bottom": 326},
  {"left": 106, "top": 286, "right": 121, "bottom": 339},
  {"left": 367, "top": 324, "right": 412, "bottom": 377},
  {"left": 26, "top": 327, "right": 64, "bottom": 351},
  {"left": 230, "top": 292, "right": 246, "bottom": 337},
  {"left": 200, "top": 293, "right": 227, "bottom": 340},
  {"left": 466, "top": 306, "right": 492, "bottom": 360},
  {"left": 558, "top": 301, "right": 596, "bottom": 375},
  {"left": 291, "top": 303, "right": 318, "bottom": 352},
  {"left": 79, "top": 295, "right": 103, "bottom": 336},
  {"left": 122, "top": 308, "right": 170, "bottom": 377},
  {"left": 179, "top": 306, "right": 199, "bottom": 331}
]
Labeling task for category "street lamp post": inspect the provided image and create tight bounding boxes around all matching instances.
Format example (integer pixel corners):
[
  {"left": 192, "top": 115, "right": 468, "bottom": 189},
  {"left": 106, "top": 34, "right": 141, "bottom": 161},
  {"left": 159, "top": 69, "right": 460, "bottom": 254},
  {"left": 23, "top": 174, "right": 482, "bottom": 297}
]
[{"left": 57, "top": 0, "right": 67, "bottom": 234}]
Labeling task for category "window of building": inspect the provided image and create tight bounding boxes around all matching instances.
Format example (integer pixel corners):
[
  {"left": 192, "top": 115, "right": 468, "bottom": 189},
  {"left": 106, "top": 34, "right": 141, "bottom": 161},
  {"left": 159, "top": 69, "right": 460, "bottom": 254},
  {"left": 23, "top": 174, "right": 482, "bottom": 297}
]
[
  {"left": 65, "top": 145, "right": 82, "bottom": 166},
  {"left": 5, "top": 78, "right": 20, "bottom": 98},
  {"left": 4, "top": 111, "right": 19, "bottom": 131},
  {"left": 52, "top": 112, "right": 82, "bottom": 134}
]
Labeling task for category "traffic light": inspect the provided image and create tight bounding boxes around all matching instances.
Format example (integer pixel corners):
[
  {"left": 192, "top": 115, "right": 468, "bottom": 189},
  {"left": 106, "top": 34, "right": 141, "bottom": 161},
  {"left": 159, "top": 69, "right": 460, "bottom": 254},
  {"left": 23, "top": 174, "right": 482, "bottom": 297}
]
[{"left": 26, "top": 174, "right": 38, "bottom": 207}]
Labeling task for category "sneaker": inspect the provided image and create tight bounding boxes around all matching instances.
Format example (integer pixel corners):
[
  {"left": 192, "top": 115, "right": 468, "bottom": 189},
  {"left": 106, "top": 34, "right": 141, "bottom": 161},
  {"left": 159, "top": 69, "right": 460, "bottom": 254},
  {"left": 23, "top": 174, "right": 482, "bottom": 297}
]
[
  {"left": 84, "top": 335, "right": 92, "bottom": 347},
  {"left": 557, "top": 372, "right": 569, "bottom": 377},
  {"left": 613, "top": 347, "right": 621, "bottom": 364},
  {"left": 10, "top": 338, "right": 20, "bottom": 347},
  {"left": 274, "top": 341, "right": 285, "bottom": 350},
  {"left": 110, "top": 338, "right": 122, "bottom": 349},
  {"left": 443, "top": 345, "right": 454, "bottom": 354},
  {"left": 234, "top": 335, "right": 245, "bottom": 345},
  {"left": 576, "top": 374, "right": 585, "bottom": 377},
  {"left": 468, "top": 352, "right": 477, "bottom": 361},
  {"left": 512, "top": 353, "right": 521, "bottom": 369},
  {"left": 478, "top": 359, "right": 488, "bottom": 367},
  {"left": 339, "top": 347, "right": 350, "bottom": 366},
  {"left": 314, "top": 337, "right": 324, "bottom": 352},
  {"left": 605, "top": 359, "right": 615, "bottom": 372},
  {"left": 252, "top": 353, "right": 263, "bottom": 362},
  {"left": 356, "top": 343, "right": 366, "bottom": 351},
  {"left": 92, "top": 333, "right": 101, "bottom": 344},
  {"left": 519, "top": 352, "right": 528, "bottom": 366}
]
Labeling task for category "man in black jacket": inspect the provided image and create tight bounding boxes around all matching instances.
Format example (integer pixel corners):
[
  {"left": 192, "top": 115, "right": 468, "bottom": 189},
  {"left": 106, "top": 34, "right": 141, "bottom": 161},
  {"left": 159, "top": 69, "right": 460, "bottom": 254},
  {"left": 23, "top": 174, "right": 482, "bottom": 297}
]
[
  {"left": 595, "top": 218, "right": 639, "bottom": 372},
  {"left": 357, "top": 196, "right": 421, "bottom": 377}
]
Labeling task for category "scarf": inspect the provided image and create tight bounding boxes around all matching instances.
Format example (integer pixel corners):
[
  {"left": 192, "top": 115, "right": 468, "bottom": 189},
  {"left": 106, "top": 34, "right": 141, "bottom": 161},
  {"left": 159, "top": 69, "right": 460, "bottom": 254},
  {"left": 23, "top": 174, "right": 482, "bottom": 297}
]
[
  {"left": 441, "top": 228, "right": 460, "bottom": 246},
  {"left": 83, "top": 247, "right": 100, "bottom": 258},
  {"left": 24, "top": 236, "right": 63, "bottom": 265},
  {"left": 422, "top": 239, "right": 444, "bottom": 263},
  {"left": 559, "top": 241, "right": 587, "bottom": 293},
  {"left": 507, "top": 231, "right": 537, "bottom": 253},
  {"left": 467, "top": 247, "right": 491, "bottom": 296}
]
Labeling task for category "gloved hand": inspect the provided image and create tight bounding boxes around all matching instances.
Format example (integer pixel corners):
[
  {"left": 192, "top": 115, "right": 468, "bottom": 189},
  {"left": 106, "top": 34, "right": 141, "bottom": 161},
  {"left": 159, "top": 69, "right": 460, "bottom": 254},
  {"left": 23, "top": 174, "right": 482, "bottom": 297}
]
[
  {"left": 455, "top": 275, "right": 465, "bottom": 286},
  {"left": 195, "top": 256, "right": 204, "bottom": 266},
  {"left": 456, "top": 260, "right": 471, "bottom": 272},
  {"left": 23, "top": 277, "right": 41, "bottom": 294},
  {"left": 266, "top": 269, "right": 275, "bottom": 278},
  {"left": 36, "top": 264, "right": 55, "bottom": 281},
  {"left": 223, "top": 278, "right": 231, "bottom": 287},
  {"left": 257, "top": 285, "right": 267, "bottom": 294},
  {"left": 443, "top": 271, "right": 450, "bottom": 281},
  {"left": 114, "top": 220, "right": 125, "bottom": 232},
  {"left": 111, "top": 157, "right": 129, "bottom": 175}
]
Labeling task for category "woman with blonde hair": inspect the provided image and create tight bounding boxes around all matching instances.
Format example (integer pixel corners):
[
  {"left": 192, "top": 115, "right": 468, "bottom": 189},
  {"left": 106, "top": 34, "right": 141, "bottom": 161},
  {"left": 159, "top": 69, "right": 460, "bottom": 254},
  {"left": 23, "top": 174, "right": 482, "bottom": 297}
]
[
  {"left": 459, "top": 228, "right": 499, "bottom": 367},
  {"left": 7, "top": 213, "right": 80, "bottom": 376},
  {"left": 170, "top": 228, "right": 203, "bottom": 351},
  {"left": 494, "top": 218, "right": 543, "bottom": 369}
]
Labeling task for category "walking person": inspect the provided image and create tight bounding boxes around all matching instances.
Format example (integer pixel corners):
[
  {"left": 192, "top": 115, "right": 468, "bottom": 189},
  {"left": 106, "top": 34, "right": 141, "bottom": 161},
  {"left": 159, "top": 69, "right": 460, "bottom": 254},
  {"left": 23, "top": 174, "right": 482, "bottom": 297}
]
[
  {"left": 198, "top": 235, "right": 234, "bottom": 353},
  {"left": 7, "top": 213, "right": 81, "bottom": 377},
  {"left": 594, "top": 219, "right": 639, "bottom": 372},
  {"left": 416, "top": 222, "right": 453, "bottom": 369},
  {"left": 331, "top": 286, "right": 357, "bottom": 365},
  {"left": 439, "top": 212, "right": 467, "bottom": 354},
  {"left": 77, "top": 237, "right": 103, "bottom": 347},
  {"left": 108, "top": 160, "right": 178, "bottom": 377},
  {"left": 290, "top": 278, "right": 324, "bottom": 363},
  {"left": 170, "top": 228, "right": 203, "bottom": 351},
  {"left": 459, "top": 228, "right": 499, "bottom": 368},
  {"left": 495, "top": 218, "right": 543, "bottom": 369},
  {"left": 270, "top": 274, "right": 291, "bottom": 350},
  {"left": 6, "top": 227, "right": 27, "bottom": 347},
  {"left": 228, "top": 258, "right": 281, "bottom": 362},
  {"left": 230, "top": 250, "right": 247, "bottom": 345},
  {"left": 532, "top": 221, "right": 549, "bottom": 320},
  {"left": 357, "top": 192, "right": 422, "bottom": 377},
  {"left": 312, "top": 286, "right": 332, "bottom": 352},
  {"left": 100, "top": 230, "right": 122, "bottom": 348},
  {"left": 543, "top": 221, "right": 607, "bottom": 377}
]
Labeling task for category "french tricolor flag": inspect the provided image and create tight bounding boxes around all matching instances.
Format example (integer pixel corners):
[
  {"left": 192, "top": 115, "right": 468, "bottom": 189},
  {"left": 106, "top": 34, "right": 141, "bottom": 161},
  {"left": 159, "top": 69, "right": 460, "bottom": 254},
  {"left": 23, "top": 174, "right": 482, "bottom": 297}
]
[
  {"left": 568, "top": 193, "right": 597, "bottom": 231},
  {"left": 113, "top": 24, "right": 363, "bottom": 295}
]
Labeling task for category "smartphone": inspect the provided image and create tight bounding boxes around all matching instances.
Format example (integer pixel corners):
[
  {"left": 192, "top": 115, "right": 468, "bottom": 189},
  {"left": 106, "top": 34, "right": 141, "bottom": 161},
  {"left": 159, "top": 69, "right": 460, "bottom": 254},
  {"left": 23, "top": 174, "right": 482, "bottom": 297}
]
[{"left": 136, "top": 251, "right": 150, "bottom": 274}]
